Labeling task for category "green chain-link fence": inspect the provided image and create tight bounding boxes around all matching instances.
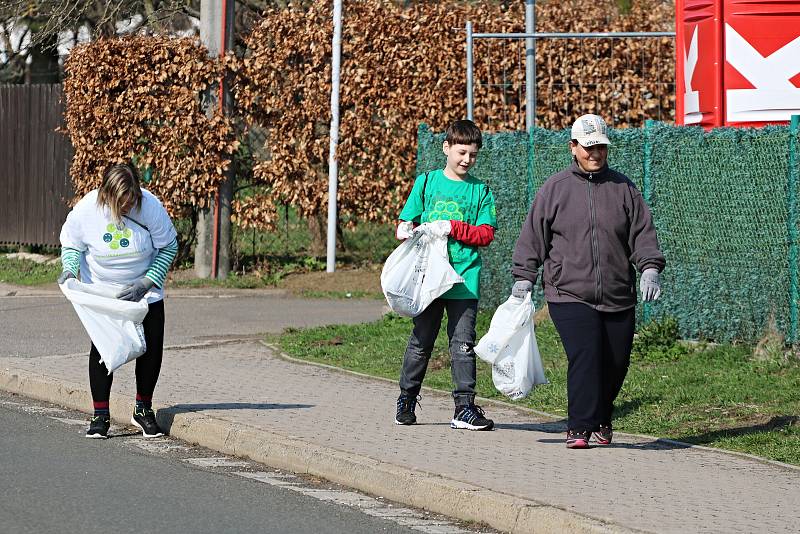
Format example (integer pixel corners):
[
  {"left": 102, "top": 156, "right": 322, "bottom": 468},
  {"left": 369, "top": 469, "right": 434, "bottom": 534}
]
[{"left": 416, "top": 118, "right": 800, "bottom": 343}]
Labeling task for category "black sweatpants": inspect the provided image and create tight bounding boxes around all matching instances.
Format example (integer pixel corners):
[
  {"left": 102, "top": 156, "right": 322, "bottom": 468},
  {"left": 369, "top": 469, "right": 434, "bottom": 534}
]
[
  {"left": 548, "top": 301, "right": 635, "bottom": 432},
  {"left": 88, "top": 300, "right": 165, "bottom": 403}
]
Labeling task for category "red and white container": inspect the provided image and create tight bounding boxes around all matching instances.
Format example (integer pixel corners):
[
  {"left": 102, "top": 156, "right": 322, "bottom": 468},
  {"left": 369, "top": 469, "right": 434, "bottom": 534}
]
[
  {"left": 676, "top": 0, "right": 724, "bottom": 128},
  {"left": 676, "top": 0, "right": 800, "bottom": 127}
]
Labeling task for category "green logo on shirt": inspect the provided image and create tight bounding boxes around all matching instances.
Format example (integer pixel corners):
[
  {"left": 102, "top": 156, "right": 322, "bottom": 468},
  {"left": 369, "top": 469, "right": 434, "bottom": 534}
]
[
  {"left": 428, "top": 200, "right": 464, "bottom": 222},
  {"left": 103, "top": 223, "right": 132, "bottom": 249}
]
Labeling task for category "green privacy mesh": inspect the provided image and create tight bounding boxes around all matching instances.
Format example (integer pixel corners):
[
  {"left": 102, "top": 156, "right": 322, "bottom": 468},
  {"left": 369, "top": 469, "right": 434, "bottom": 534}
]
[{"left": 416, "top": 121, "right": 800, "bottom": 343}]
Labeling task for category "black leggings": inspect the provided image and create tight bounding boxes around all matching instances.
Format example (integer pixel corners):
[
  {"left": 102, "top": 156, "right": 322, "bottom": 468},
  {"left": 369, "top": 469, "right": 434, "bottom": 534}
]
[
  {"left": 548, "top": 301, "right": 635, "bottom": 432},
  {"left": 89, "top": 300, "right": 165, "bottom": 403}
]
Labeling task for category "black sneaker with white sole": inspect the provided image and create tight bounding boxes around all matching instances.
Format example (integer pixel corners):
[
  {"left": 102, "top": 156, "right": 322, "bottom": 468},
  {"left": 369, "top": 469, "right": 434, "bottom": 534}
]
[
  {"left": 450, "top": 404, "right": 494, "bottom": 431},
  {"left": 395, "top": 394, "right": 420, "bottom": 425},
  {"left": 86, "top": 416, "right": 110, "bottom": 439},
  {"left": 131, "top": 408, "right": 164, "bottom": 438}
]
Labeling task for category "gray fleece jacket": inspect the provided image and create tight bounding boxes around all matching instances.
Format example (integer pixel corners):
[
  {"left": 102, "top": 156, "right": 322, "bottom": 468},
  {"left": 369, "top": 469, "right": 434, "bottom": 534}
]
[{"left": 512, "top": 160, "right": 665, "bottom": 312}]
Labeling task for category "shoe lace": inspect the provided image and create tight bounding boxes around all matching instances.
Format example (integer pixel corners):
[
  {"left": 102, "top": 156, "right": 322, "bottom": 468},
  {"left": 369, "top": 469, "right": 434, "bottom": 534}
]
[
  {"left": 568, "top": 430, "right": 590, "bottom": 440},
  {"left": 397, "top": 394, "right": 421, "bottom": 412}
]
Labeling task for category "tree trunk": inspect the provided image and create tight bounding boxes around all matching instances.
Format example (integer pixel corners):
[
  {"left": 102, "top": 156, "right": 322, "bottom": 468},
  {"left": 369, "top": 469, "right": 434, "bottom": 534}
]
[
  {"left": 307, "top": 211, "right": 348, "bottom": 258},
  {"left": 306, "top": 212, "right": 326, "bottom": 257}
]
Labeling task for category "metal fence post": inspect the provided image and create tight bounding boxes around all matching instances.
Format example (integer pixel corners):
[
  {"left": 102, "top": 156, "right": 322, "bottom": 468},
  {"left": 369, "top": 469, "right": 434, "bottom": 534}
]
[
  {"left": 466, "top": 21, "right": 473, "bottom": 121},
  {"left": 642, "top": 119, "right": 655, "bottom": 324},
  {"left": 788, "top": 115, "right": 800, "bottom": 342},
  {"left": 525, "top": 0, "right": 535, "bottom": 131}
]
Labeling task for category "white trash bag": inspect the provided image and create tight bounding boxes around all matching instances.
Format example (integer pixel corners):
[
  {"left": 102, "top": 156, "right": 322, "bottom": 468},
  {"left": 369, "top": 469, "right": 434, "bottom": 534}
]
[
  {"left": 381, "top": 222, "right": 464, "bottom": 317},
  {"left": 59, "top": 278, "right": 149, "bottom": 374},
  {"left": 475, "top": 292, "right": 548, "bottom": 400}
]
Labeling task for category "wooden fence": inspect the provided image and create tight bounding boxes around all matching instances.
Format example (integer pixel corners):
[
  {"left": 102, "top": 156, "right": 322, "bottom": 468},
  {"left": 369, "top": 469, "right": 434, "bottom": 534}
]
[{"left": 0, "top": 84, "right": 73, "bottom": 247}]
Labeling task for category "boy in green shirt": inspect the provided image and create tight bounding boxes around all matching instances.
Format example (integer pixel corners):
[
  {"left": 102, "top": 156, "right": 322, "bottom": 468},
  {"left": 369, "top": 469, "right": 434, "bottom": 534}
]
[{"left": 394, "top": 120, "right": 498, "bottom": 430}]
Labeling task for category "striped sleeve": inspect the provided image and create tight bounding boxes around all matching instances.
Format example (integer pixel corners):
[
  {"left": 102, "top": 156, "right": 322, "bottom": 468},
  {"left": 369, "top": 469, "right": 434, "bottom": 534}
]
[
  {"left": 60, "top": 247, "right": 82, "bottom": 276},
  {"left": 144, "top": 237, "right": 178, "bottom": 288}
]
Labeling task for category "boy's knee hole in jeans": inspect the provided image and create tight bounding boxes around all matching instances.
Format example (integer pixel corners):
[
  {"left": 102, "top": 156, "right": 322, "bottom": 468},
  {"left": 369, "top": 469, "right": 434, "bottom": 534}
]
[{"left": 450, "top": 338, "right": 476, "bottom": 367}]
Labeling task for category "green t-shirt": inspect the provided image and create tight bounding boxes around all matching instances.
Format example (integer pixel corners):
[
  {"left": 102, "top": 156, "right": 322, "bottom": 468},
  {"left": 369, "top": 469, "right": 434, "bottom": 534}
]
[{"left": 398, "top": 169, "right": 497, "bottom": 300}]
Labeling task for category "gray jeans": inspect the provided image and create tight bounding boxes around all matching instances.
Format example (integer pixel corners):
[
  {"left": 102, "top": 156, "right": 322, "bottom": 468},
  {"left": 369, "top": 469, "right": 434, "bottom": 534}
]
[{"left": 399, "top": 298, "right": 478, "bottom": 407}]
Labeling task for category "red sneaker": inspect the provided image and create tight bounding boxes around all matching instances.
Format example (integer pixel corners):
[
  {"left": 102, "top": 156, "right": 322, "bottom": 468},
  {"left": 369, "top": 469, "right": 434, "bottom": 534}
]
[
  {"left": 566, "top": 429, "right": 591, "bottom": 449},
  {"left": 592, "top": 424, "right": 613, "bottom": 445}
]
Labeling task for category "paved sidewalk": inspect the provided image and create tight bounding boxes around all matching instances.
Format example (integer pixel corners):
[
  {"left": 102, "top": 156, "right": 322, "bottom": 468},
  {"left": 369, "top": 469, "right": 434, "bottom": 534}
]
[{"left": 2, "top": 338, "right": 799, "bottom": 533}]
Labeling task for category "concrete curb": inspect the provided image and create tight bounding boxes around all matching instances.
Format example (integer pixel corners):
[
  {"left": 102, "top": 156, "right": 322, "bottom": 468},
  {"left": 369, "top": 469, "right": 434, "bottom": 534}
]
[{"left": 0, "top": 366, "right": 640, "bottom": 534}]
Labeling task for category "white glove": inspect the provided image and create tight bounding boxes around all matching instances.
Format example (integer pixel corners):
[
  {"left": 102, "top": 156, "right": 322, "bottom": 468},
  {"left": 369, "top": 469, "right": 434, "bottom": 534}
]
[
  {"left": 640, "top": 268, "right": 661, "bottom": 302},
  {"left": 396, "top": 221, "right": 414, "bottom": 240},
  {"left": 428, "top": 220, "right": 451, "bottom": 237}
]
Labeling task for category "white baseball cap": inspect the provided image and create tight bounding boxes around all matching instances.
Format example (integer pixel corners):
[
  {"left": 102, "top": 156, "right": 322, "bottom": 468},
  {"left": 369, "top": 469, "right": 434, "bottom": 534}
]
[{"left": 571, "top": 114, "right": 611, "bottom": 147}]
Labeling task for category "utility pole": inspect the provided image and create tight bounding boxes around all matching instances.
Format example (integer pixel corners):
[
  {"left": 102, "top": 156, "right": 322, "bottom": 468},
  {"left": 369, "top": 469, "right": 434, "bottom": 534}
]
[{"left": 197, "top": 0, "right": 235, "bottom": 278}]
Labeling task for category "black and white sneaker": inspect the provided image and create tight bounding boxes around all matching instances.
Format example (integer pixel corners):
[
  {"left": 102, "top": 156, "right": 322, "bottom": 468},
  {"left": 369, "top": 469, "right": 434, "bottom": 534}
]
[
  {"left": 395, "top": 394, "right": 420, "bottom": 425},
  {"left": 450, "top": 404, "right": 494, "bottom": 431},
  {"left": 85, "top": 416, "right": 110, "bottom": 439},
  {"left": 131, "top": 408, "right": 164, "bottom": 438}
]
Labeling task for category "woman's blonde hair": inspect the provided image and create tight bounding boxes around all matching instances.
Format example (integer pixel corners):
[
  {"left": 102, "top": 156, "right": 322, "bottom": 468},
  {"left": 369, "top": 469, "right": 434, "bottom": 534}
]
[{"left": 97, "top": 164, "right": 142, "bottom": 223}]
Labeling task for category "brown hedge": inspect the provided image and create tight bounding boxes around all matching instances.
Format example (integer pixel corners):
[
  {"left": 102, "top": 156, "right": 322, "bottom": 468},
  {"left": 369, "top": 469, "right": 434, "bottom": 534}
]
[
  {"left": 63, "top": 36, "right": 239, "bottom": 216},
  {"left": 63, "top": 1, "right": 674, "bottom": 230},
  {"left": 231, "top": 0, "right": 674, "bottom": 229}
]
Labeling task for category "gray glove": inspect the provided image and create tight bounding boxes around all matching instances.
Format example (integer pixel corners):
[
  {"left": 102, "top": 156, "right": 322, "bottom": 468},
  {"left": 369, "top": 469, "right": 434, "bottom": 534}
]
[
  {"left": 116, "top": 277, "right": 154, "bottom": 302},
  {"left": 57, "top": 271, "right": 76, "bottom": 285},
  {"left": 511, "top": 280, "right": 533, "bottom": 299},
  {"left": 640, "top": 268, "right": 661, "bottom": 302}
]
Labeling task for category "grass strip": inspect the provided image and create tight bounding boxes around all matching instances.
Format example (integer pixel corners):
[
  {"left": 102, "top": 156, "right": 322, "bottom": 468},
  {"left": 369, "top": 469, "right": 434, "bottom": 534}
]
[
  {"left": 269, "top": 312, "right": 800, "bottom": 465},
  {"left": 0, "top": 256, "right": 62, "bottom": 286}
]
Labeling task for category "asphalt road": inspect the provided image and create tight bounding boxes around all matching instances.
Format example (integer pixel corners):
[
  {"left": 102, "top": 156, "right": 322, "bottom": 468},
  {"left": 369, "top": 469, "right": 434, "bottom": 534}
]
[
  {"left": 0, "top": 390, "right": 424, "bottom": 534},
  {"left": 0, "top": 293, "right": 385, "bottom": 358}
]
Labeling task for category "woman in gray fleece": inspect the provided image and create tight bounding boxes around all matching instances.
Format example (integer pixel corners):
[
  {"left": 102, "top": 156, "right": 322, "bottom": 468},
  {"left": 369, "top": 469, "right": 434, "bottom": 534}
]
[{"left": 510, "top": 114, "right": 666, "bottom": 449}]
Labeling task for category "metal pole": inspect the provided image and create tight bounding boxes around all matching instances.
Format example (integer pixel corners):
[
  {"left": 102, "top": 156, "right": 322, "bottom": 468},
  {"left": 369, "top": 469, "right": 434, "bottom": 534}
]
[
  {"left": 326, "top": 0, "right": 342, "bottom": 273},
  {"left": 525, "top": 0, "right": 535, "bottom": 131},
  {"left": 466, "top": 20, "right": 473, "bottom": 121},
  {"left": 788, "top": 115, "right": 800, "bottom": 342},
  {"left": 473, "top": 31, "right": 675, "bottom": 38}
]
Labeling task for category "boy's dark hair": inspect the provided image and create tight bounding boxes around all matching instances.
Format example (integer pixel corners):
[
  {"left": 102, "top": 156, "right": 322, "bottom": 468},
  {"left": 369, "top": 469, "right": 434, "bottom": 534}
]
[{"left": 445, "top": 119, "right": 482, "bottom": 149}]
